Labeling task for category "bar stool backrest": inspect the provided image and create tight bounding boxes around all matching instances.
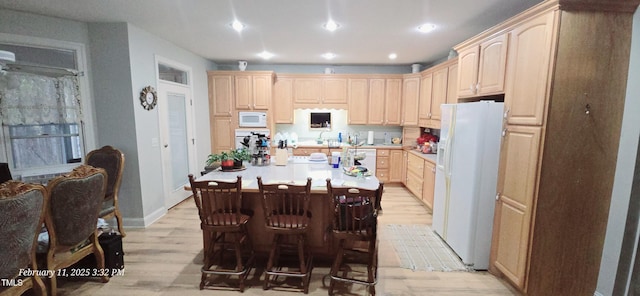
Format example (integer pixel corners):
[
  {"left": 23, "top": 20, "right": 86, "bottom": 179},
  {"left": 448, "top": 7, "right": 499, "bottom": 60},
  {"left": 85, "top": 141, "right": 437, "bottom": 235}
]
[
  {"left": 188, "top": 175, "right": 243, "bottom": 227},
  {"left": 257, "top": 177, "right": 312, "bottom": 230},
  {"left": 327, "top": 179, "right": 383, "bottom": 236}
]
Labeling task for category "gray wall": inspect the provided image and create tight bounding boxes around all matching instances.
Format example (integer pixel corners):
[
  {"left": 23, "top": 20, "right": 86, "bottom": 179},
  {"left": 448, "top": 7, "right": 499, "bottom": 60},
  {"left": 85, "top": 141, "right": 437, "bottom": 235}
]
[
  {"left": 596, "top": 8, "right": 640, "bottom": 296},
  {"left": 125, "top": 23, "right": 215, "bottom": 224},
  {"left": 88, "top": 23, "right": 143, "bottom": 221}
]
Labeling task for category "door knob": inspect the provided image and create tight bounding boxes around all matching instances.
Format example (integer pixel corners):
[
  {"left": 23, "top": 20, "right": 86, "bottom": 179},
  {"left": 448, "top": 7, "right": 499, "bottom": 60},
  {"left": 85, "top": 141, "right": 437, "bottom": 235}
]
[{"left": 164, "top": 144, "right": 169, "bottom": 148}]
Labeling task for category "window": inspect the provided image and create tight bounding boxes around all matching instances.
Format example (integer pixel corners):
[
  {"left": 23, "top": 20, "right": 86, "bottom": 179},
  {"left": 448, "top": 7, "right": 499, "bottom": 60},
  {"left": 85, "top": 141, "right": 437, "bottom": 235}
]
[
  {"left": 158, "top": 63, "right": 188, "bottom": 85},
  {"left": 0, "top": 70, "right": 84, "bottom": 173},
  {"left": 7, "top": 123, "right": 82, "bottom": 169}
]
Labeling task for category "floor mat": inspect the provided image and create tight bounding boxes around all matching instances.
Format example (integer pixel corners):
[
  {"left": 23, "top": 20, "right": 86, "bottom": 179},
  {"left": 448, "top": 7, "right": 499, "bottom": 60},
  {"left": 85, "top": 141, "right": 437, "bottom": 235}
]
[{"left": 381, "top": 224, "right": 469, "bottom": 272}]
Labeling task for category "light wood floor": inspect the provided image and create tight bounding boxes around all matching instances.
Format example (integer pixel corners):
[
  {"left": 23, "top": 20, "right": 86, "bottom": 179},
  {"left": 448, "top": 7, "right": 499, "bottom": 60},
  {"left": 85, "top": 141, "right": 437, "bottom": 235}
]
[{"left": 54, "top": 185, "right": 519, "bottom": 295}]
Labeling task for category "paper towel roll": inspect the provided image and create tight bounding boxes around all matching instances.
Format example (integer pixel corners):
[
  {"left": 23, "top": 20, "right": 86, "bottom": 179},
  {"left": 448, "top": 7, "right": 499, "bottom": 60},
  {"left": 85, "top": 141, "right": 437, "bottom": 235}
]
[{"left": 367, "top": 131, "right": 374, "bottom": 145}]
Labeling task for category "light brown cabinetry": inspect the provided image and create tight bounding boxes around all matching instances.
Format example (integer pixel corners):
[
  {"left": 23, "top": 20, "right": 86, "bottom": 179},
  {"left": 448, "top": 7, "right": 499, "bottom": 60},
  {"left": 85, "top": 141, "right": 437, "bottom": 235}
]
[
  {"left": 366, "top": 77, "right": 403, "bottom": 126},
  {"left": 418, "top": 73, "right": 433, "bottom": 127},
  {"left": 388, "top": 150, "right": 404, "bottom": 183},
  {"left": 273, "top": 77, "right": 294, "bottom": 123},
  {"left": 347, "top": 78, "right": 369, "bottom": 124},
  {"left": 431, "top": 67, "right": 448, "bottom": 123},
  {"left": 422, "top": 160, "right": 436, "bottom": 209},
  {"left": 211, "top": 117, "right": 234, "bottom": 153},
  {"left": 401, "top": 75, "right": 420, "bottom": 126},
  {"left": 209, "top": 74, "right": 233, "bottom": 117},
  {"left": 374, "top": 149, "right": 403, "bottom": 183},
  {"left": 401, "top": 150, "right": 408, "bottom": 186},
  {"left": 479, "top": 1, "right": 638, "bottom": 294},
  {"left": 446, "top": 63, "right": 458, "bottom": 104},
  {"left": 456, "top": 33, "right": 508, "bottom": 98},
  {"left": 406, "top": 153, "right": 424, "bottom": 199},
  {"left": 503, "top": 12, "right": 555, "bottom": 126},
  {"left": 367, "top": 79, "right": 386, "bottom": 125},
  {"left": 417, "top": 60, "right": 457, "bottom": 129},
  {"left": 492, "top": 126, "right": 541, "bottom": 287},
  {"left": 293, "top": 76, "right": 347, "bottom": 107},
  {"left": 384, "top": 78, "right": 403, "bottom": 125},
  {"left": 375, "top": 149, "right": 390, "bottom": 182},
  {"left": 234, "top": 73, "right": 273, "bottom": 110}
]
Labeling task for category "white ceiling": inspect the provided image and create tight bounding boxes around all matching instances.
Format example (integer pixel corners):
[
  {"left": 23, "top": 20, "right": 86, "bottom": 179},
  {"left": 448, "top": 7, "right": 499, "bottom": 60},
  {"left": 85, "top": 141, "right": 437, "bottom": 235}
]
[{"left": 0, "top": 0, "right": 543, "bottom": 66}]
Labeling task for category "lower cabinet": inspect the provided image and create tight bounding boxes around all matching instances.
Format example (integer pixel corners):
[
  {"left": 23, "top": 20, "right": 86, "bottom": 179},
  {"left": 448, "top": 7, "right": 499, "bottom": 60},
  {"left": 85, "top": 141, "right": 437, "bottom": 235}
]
[
  {"left": 406, "top": 153, "right": 424, "bottom": 198},
  {"left": 405, "top": 152, "right": 436, "bottom": 210},
  {"left": 376, "top": 149, "right": 404, "bottom": 183},
  {"left": 422, "top": 160, "right": 436, "bottom": 209}
]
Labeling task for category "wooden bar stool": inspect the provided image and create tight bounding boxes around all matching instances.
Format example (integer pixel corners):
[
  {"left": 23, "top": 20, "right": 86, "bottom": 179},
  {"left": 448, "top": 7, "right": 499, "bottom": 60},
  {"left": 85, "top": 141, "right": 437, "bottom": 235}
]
[
  {"left": 326, "top": 179, "right": 383, "bottom": 296},
  {"left": 257, "top": 177, "right": 313, "bottom": 294},
  {"left": 188, "top": 175, "right": 254, "bottom": 292}
]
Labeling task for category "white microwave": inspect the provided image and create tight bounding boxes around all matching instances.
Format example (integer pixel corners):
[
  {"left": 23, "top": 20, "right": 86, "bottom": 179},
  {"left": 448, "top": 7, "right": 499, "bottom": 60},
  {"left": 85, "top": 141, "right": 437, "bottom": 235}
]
[{"left": 238, "top": 111, "right": 267, "bottom": 127}]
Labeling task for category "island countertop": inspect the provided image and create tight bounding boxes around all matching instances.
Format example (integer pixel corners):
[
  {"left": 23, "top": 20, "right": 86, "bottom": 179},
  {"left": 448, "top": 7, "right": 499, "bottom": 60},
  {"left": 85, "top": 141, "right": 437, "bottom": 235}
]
[{"left": 196, "top": 160, "right": 380, "bottom": 192}]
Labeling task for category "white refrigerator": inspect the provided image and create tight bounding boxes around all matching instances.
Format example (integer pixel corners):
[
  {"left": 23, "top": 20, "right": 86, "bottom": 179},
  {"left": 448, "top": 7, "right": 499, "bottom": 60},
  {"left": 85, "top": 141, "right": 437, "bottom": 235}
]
[{"left": 432, "top": 101, "right": 504, "bottom": 270}]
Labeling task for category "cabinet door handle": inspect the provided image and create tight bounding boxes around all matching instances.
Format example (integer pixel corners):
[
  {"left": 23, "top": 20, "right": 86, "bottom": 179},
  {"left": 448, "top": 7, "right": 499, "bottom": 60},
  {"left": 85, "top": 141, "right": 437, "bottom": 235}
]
[
  {"left": 503, "top": 108, "right": 510, "bottom": 119},
  {"left": 502, "top": 128, "right": 507, "bottom": 137},
  {"left": 428, "top": 113, "right": 432, "bottom": 118},
  {"left": 469, "top": 84, "right": 474, "bottom": 92},
  {"left": 476, "top": 83, "right": 480, "bottom": 93},
  {"left": 495, "top": 193, "right": 500, "bottom": 201},
  {"left": 432, "top": 167, "right": 436, "bottom": 173}
]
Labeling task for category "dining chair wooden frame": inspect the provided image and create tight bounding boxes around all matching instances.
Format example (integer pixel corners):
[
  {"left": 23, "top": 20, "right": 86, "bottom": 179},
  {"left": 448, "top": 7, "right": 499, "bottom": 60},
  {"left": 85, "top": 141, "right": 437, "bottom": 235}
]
[
  {"left": 86, "top": 145, "right": 126, "bottom": 237},
  {"left": 43, "top": 164, "right": 109, "bottom": 296},
  {"left": 0, "top": 181, "right": 48, "bottom": 296},
  {"left": 257, "top": 176, "right": 313, "bottom": 294},
  {"left": 326, "top": 178, "right": 383, "bottom": 296},
  {"left": 188, "top": 174, "right": 254, "bottom": 292}
]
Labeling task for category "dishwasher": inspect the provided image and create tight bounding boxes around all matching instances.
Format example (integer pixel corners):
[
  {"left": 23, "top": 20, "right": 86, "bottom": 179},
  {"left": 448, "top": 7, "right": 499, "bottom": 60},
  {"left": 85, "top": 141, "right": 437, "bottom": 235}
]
[{"left": 347, "top": 148, "right": 377, "bottom": 173}]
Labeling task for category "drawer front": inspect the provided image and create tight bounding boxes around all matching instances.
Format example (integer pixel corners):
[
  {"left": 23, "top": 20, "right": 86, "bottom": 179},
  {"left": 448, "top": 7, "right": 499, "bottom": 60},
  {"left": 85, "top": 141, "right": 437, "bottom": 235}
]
[
  {"left": 406, "top": 172, "right": 423, "bottom": 197},
  {"left": 407, "top": 158, "right": 424, "bottom": 177},
  {"left": 377, "top": 149, "right": 390, "bottom": 157},
  {"left": 376, "top": 156, "right": 389, "bottom": 169},
  {"left": 376, "top": 169, "right": 389, "bottom": 182},
  {"left": 293, "top": 148, "right": 322, "bottom": 156}
]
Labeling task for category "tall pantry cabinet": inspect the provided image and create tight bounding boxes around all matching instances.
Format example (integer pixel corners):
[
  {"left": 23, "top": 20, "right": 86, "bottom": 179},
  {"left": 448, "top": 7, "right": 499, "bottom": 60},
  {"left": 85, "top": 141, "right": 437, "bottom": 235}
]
[{"left": 478, "top": 1, "right": 640, "bottom": 295}]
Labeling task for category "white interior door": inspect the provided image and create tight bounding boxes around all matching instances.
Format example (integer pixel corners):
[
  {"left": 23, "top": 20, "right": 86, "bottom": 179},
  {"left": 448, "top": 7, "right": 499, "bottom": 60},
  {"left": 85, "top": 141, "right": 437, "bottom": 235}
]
[{"left": 158, "top": 81, "right": 196, "bottom": 209}]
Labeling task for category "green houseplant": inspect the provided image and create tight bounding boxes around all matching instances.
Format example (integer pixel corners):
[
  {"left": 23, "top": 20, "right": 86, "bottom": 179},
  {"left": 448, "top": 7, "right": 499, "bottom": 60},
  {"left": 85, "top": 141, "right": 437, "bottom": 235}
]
[
  {"left": 206, "top": 151, "right": 233, "bottom": 170},
  {"left": 230, "top": 148, "right": 251, "bottom": 168}
]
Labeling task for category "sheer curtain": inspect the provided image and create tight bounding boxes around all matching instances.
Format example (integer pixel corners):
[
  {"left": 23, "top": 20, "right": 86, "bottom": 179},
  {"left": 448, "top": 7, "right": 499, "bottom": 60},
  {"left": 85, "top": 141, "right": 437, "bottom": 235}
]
[{"left": 0, "top": 72, "right": 82, "bottom": 125}]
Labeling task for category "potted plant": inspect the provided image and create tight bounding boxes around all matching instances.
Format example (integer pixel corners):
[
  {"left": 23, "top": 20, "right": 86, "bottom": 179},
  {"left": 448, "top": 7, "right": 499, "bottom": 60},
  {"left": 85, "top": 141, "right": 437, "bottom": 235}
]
[
  {"left": 206, "top": 151, "right": 233, "bottom": 170},
  {"left": 230, "top": 148, "right": 251, "bottom": 168}
]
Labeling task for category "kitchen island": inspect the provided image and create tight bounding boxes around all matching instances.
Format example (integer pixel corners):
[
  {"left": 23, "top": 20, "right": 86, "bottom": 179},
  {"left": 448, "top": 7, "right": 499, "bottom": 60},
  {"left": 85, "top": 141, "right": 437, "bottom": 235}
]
[{"left": 194, "top": 159, "right": 380, "bottom": 257}]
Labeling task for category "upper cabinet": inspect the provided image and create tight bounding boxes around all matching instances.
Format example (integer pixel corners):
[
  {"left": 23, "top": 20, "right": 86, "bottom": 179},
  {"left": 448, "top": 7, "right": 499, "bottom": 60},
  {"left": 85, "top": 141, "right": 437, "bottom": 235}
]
[
  {"left": 366, "top": 76, "right": 403, "bottom": 126},
  {"left": 273, "top": 76, "right": 294, "bottom": 124},
  {"left": 234, "top": 73, "right": 273, "bottom": 110},
  {"left": 417, "top": 59, "right": 457, "bottom": 129},
  {"left": 455, "top": 33, "right": 508, "bottom": 98},
  {"left": 401, "top": 74, "right": 420, "bottom": 126},
  {"left": 293, "top": 75, "right": 347, "bottom": 108},
  {"left": 208, "top": 74, "right": 233, "bottom": 117},
  {"left": 504, "top": 13, "right": 555, "bottom": 126},
  {"left": 347, "top": 78, "right": 369, "bottom": 124},
  {"left": 384, "top": 78, "right": 403, "bottom": 125}
]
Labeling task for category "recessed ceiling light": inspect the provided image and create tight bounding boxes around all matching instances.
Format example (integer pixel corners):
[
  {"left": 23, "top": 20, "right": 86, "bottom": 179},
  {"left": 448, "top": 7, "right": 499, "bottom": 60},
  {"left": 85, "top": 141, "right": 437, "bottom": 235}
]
[
  {"left": 323, "top": 20, "right": 340, "bottom": 32},
  {"left": 231, "top": 20, "right": 245, "bottom": 32},
  {"left": 417, "top": 23, "right": 436, "bottom": 33},
  {"left": 322, "top": 52, "right": 336, "bottom": 60},
  {"left": 388, "top": 53, "right": 397, "bottom": 60},
  {"left": 257, "top": 51, "right": 274, "bottom": 60}
]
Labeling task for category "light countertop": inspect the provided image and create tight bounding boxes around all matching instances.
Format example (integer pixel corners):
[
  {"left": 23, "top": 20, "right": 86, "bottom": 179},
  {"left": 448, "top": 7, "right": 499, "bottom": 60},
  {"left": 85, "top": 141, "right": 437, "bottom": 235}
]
[
  {"left": 195, "top": 159, "right": 380, "bottom": 193},
  {"left": 407, "top": 149, "right": 437, "bottom": 163}
]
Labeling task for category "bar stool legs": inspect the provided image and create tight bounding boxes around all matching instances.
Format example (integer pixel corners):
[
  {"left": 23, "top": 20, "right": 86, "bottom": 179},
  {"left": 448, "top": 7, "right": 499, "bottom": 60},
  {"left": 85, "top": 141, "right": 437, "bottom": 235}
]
[
  {"left": 329, "top": 237, "right": 377, "bottom": 296},
  {"left": 263, "top": 233, "right": 313, "bottom": 294}
]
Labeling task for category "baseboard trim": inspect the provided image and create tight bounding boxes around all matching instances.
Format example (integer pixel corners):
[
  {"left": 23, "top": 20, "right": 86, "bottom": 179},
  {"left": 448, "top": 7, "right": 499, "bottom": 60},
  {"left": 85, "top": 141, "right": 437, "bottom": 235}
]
[{"left": 122, "top": 207, "right": 167, "bottom": 228}]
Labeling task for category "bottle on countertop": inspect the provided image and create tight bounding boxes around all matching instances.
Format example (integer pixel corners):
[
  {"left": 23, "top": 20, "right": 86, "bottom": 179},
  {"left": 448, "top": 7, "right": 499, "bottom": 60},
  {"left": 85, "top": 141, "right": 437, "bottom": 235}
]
[{"left": 338, "top": 132, "right": 342, "bottom": 143}]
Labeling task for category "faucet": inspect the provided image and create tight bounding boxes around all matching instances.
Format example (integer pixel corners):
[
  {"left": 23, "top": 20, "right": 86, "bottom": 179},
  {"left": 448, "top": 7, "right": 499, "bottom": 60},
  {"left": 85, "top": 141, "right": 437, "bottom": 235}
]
[{"left": 317, "top": 131, "right": 326, "bottom": 144}]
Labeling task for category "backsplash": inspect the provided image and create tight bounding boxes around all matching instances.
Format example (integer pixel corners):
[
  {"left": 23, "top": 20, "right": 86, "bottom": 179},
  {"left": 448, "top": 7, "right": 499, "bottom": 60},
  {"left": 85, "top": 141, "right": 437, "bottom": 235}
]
[{"left": 275, "top": 109, "right": 402, "bottom": 145}]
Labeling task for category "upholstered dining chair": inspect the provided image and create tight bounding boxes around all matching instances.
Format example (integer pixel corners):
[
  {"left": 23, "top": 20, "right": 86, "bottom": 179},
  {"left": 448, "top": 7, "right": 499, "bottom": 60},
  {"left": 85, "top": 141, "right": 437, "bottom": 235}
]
[
  {"left": 0, "top": 181, "right": 48, "bottom": 296},
  {"left": 43, "top": 164, "right": 109, "bottom": 296},
  {"left": 86, "top": 145, "right": 126, "bottom": 237},
  {"left": 257, "top": 176, "right": 313, "bottom": 294},
  {"left": 188, "top": 174, "right": 254, "bottom": 292},
  {"left": 326, "top": 179, "right": 383, "bottom": 296}
]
